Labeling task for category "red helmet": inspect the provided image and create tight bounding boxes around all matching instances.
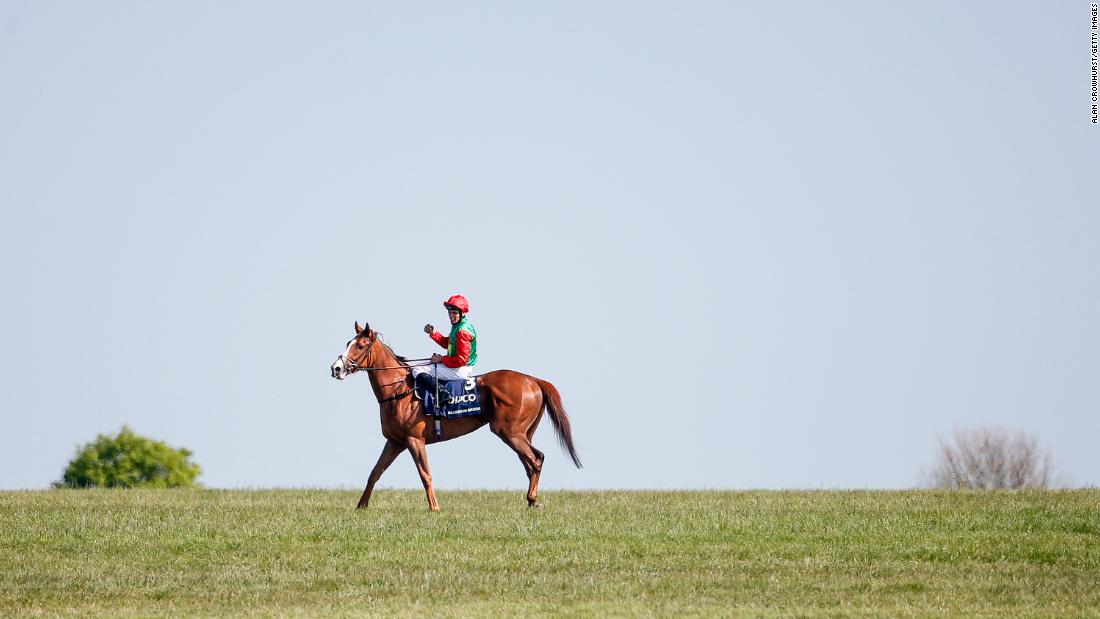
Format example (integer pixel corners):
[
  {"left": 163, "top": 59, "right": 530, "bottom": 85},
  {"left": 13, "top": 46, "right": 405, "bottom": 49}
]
[{"left": 444, "top": 294, "right": 469, "bottom": 313}]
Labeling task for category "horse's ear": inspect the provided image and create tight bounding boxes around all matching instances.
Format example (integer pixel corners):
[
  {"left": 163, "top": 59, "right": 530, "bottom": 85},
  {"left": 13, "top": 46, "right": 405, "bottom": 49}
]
[
  {"left": 354, "top": 321, "right": 363, "bottom": 335},
  {"left": 363, "top": 322, "right": 371, "bottom": 335}
]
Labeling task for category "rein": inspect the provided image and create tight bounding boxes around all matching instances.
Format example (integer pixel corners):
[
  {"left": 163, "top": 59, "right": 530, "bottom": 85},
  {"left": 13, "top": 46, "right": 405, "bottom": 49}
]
[
  {"left": 343, "top": 360, "right": 432, "bottom": 372},
  {"left": 377, "top": 389, "right": 414, "bottom": 404},
  {"left": 340, "top": 335, "right": 433, "bottom": 373},
  {"left": 337, "top": 332, "right": 428, "bottom": 404},
  {"left": 369, "top": 373, "right": 416, "bottom": 405}
]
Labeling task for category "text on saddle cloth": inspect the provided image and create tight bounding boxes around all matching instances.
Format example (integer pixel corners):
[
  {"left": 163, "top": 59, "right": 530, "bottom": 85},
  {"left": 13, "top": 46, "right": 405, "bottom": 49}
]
[{"left": 418, "top": 377, "right": 483, "bottom": 419}]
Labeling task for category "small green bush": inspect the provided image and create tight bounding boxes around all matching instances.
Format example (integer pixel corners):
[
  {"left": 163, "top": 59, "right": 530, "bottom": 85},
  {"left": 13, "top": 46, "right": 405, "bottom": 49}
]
[{"left": 55, "top": 426, "right": 201, "bottom": 488}]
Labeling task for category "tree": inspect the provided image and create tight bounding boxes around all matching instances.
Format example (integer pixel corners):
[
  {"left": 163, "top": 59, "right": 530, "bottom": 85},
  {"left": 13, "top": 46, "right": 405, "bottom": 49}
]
[
  {"left": 922, "top": 426, "right": 1057, "bottom": 489},
  {"left": 55, "top": 426, "right": 201, "bottom": 488}
]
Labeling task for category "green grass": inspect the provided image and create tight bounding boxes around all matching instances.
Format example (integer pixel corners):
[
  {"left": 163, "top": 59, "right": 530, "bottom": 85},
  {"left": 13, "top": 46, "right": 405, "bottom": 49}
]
[{"left": 2, "top": 489, "right": 1098, "bottom": 617}]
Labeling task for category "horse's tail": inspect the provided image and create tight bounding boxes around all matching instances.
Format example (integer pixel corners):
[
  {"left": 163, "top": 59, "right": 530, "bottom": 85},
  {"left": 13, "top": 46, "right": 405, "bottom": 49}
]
[{"left": 536, "top": 379, "right": 582, "bottom": 469}]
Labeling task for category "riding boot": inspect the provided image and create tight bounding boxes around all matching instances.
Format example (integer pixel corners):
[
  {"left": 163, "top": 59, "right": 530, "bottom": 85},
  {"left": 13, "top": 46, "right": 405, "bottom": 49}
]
[{"left": 415, "top": 373, "right": 453, "bottom": 406}]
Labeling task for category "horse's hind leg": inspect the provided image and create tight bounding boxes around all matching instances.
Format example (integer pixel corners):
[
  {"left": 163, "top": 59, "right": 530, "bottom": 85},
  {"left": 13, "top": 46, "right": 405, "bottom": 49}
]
[
  {"left": 526, "top": 443, "right": 545, "bottom": 506},
  {"left": 525, "top": 418, "right": 546, "bottom": 505},
  {"left": 498, "top": 432, "right": 545, "bottom": 507},
  {"left": 357, "top": 439, "right": 403, "bottom": 509}
]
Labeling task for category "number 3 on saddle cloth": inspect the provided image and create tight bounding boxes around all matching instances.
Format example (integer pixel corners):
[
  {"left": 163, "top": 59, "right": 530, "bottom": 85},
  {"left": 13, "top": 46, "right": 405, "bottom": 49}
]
[{"left": 417, "top": 378, "right": 483, "bottom": 419}]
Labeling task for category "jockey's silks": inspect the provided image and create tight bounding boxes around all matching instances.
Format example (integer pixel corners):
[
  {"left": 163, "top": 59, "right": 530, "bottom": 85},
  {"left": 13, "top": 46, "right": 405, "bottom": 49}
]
[
  {"left": 428, "top": 317, "right": 477, "bottom": 368},
  {"left": 448, "top": 318, "right": 477, "bottom": 365}
]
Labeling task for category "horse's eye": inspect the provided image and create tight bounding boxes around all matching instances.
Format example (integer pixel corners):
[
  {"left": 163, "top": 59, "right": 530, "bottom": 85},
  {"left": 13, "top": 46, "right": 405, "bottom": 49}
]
[{"left": 356, "top": 343, "right": 365, "bottom": 350}]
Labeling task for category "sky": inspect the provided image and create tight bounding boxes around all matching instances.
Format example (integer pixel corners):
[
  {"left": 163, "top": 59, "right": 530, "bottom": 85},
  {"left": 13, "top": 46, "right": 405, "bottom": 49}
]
[{"left": 1, "top": 2, "right": 1097, "bottom": 492}]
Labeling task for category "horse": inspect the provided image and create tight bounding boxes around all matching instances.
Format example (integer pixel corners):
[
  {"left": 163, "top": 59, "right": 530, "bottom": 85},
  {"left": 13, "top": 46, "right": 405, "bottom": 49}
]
[{"left": 330, "top": 322, "right": 581, "bottom": 510}]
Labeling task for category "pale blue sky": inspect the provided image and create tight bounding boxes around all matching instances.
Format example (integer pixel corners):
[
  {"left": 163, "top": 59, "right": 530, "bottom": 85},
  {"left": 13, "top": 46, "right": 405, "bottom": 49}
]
[{"left": 1, "top": 2, "right": 1096, "bottom": 491}]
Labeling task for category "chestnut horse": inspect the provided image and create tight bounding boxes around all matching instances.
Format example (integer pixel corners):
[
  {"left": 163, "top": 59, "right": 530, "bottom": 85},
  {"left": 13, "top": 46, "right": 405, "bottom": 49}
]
[{"left": 330, "top": 322, "right": 581, "bottom": 510}]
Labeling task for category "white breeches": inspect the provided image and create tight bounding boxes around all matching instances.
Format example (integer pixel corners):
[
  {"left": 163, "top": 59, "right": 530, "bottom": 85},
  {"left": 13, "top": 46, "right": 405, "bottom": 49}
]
[{"left": 410, "top": 363, "right": 474, "bottom": 381}]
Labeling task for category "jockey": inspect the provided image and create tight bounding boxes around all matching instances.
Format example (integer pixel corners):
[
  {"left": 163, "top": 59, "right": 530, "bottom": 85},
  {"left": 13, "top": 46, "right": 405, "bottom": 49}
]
[{"left": 412, "top": 294, "right": 478, "bottom": 405}]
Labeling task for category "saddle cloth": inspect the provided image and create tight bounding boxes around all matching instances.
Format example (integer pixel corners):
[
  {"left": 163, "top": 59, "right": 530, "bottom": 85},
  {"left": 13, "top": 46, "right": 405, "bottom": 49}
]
[{"left": 418, "top": 377, "right": 483, "bottom": 419}]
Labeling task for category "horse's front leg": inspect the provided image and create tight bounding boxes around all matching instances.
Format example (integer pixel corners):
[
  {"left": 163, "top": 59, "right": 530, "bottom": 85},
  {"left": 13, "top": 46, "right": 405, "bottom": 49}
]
[
  {"left": 406, "top": 438, "right": 440, "bottom": 511},
  {"left": 357, "top": 439, "right": 404, "bottom": 509}
]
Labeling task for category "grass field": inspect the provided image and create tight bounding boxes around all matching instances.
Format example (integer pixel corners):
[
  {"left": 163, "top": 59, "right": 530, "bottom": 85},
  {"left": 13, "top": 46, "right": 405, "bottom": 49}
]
[{"left": 2, "top": 489, "right": 1098, "bottom": 618}]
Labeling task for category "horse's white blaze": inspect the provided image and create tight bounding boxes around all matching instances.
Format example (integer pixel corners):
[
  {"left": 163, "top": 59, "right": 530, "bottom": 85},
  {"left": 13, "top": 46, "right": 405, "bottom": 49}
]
[{"left": 331, "top": 340, "right": 356, "bottom": 378}]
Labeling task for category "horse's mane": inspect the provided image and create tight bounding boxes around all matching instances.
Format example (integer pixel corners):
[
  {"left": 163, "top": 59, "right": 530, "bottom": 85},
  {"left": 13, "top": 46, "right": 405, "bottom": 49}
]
[{"left": 373, "top": 332, "right": 409, "bottom": 368}]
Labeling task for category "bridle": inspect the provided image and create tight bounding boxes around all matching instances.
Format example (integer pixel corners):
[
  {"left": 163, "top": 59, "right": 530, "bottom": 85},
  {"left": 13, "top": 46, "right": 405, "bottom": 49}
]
[
  {"left": 338, "top": 335, "right": 377, "bottom": 375},
  {"left": 337, "top": 333, "right": 432, "bottom": 374},
  {"left": 334, "top": 332, "right": 435, "bottom": 404}
]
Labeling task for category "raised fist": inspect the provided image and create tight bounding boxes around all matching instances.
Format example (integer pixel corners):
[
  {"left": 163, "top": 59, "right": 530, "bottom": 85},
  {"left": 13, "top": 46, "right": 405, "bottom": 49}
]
[{"left": 424, "top": 324, "right": 435, "bottom": 334}]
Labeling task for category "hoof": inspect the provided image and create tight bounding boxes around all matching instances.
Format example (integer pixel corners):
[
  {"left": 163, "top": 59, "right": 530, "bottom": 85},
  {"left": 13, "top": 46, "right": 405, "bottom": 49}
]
[{"left": 527, "top": 501, "right": 543, "bottom": 509}]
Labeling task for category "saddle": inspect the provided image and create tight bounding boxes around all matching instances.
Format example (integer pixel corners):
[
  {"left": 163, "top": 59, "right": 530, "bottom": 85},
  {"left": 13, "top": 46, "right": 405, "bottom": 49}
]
[{"left": 416, "top": 377, "right": 483, "bottom": 419}]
